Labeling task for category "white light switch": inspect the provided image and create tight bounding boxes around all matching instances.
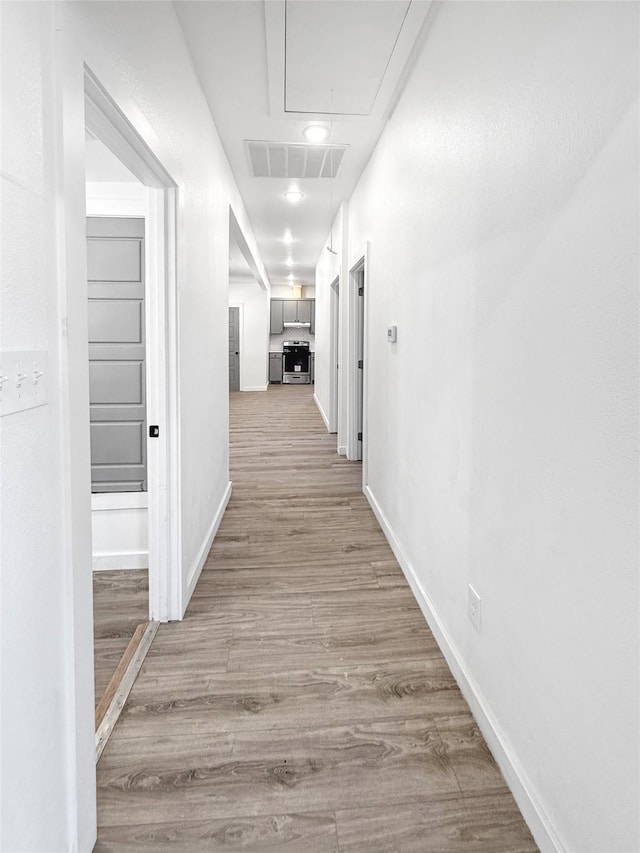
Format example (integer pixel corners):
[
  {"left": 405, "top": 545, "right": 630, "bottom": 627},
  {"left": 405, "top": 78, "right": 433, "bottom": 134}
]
[
  {"left": 387, "top": 325, "right": 397, "bottom": 343},
  {"left": 0, "top": 351, "right": 48, "bottom": 417}
]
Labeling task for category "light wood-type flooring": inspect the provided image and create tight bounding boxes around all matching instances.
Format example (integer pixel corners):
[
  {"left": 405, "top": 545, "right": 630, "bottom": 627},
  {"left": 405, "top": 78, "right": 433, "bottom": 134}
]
[
  {"left": 95, "top": 385, "right": 537, "bottom": 852},
  {"left": 94, "top": 569, "right": 149, "bottom": 709}
]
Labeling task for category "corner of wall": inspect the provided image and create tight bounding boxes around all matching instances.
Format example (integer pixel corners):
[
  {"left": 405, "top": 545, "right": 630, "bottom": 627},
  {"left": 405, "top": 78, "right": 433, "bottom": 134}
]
[{"left": 184, "top": 481, "right": 232, "bottom": 609}]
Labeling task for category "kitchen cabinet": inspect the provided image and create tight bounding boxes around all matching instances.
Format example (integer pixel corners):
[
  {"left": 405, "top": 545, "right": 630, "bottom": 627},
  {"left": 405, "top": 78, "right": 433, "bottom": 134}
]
[
  {"left": 270, "top": 299, "right": 315, "bottom": 334},
  {"left": 270, "top": 300, "right": 284, "bottom": 335},
  {"left": 269, "top": 352, "right": 283, "bottom": 383}
]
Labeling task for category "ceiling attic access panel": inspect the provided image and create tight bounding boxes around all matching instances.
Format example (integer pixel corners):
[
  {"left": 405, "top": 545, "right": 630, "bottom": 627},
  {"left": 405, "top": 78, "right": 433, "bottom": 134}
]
[{"left": 284, "top": 0, "right": 412, "bottom": 115}]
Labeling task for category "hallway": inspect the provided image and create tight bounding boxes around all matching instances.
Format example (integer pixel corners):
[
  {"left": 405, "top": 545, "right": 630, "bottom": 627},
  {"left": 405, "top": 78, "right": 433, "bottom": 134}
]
[{"left": 94, "top": 386, "right": 537, "bottom": 851}]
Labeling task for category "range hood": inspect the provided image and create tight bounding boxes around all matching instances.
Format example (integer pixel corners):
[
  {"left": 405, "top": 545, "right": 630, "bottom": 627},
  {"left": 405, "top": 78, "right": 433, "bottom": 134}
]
[{"left": 283, "top": 320, "right": 311, "bottom": 328}]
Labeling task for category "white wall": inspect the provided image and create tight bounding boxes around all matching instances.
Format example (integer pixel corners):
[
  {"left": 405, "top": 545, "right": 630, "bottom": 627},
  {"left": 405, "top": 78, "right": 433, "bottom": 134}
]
[
  {"left": 317, "top": 3, "right": 639, "bottom": 851},
  {"left": 0, "top": 6, "right": 87, "bottom": 849},
  {"left": 229, "top": 280, "right": 269, "bottom": 390},
  {"left": 314, "top": 206, "right": 342, "bottom": 434},
  {"left": 85, "top": 180, "right": 146, "bottom": 216},
  {"left": 91, "top": 493, "right": 148, "bottom": 571},
  {"left": 1, "top": 2, "right": 268, "bottom": 849}
]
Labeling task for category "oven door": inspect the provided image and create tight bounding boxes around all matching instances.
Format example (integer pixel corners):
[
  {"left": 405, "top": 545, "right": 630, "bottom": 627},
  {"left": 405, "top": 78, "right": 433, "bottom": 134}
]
[{"left": 283, "top": 348, "right": 309, "bottom": 374}]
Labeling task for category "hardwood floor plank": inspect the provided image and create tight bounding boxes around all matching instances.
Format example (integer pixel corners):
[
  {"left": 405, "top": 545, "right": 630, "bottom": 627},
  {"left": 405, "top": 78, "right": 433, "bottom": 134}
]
[
  {"left": 227, "top": 623, "right": 442, "bottom": 671},
  {"left": 104, "top": 659, "right": 468, "bottom": 740},
  {"left": 94, "top": 812, "right": 339, "bottom": 852},
  {"left": 97, "top": 720, "right": 459, "bottom": 825},
  {"left": 334, "top": 791, "right": 538, "bottom": 852}
]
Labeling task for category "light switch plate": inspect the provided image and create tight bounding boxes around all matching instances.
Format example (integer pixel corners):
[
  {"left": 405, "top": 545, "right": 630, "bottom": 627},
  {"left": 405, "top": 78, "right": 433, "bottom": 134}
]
[
  {"left": 387, "top": 325, "right": 397, "bottom": 343},
  {"left": 0, "top": 350, "right": 48, "bottom": 417}
]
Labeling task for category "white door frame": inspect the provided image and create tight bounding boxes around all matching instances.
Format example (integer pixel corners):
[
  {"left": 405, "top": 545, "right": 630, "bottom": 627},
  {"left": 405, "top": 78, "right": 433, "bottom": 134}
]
[
  {"left": 84, "top": 67, "right": 182, "bottom": 621},
  {"left": 347, "top": 243, "right": 369, "bottom": 481},
  {"left": 329, "top": 276, "right": 340, "bottom": 433}
]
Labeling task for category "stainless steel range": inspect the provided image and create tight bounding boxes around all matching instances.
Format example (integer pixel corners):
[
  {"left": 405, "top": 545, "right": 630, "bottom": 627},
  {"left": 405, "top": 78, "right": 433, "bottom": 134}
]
[{"left": 282, "top": 340, "right": 310, "bottom": 384}]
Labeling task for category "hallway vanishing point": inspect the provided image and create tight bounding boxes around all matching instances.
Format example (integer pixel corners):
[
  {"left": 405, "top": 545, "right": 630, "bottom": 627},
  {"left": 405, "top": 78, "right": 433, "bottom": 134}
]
[{"left": 95, "top": 385, "right": 538, "bottom": 852}]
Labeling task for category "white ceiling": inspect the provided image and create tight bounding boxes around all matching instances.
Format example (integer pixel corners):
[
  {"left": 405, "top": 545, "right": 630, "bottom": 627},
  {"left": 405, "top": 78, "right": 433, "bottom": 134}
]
[{"left": 174, "top": 0, "right": 431, "bottom": 288}]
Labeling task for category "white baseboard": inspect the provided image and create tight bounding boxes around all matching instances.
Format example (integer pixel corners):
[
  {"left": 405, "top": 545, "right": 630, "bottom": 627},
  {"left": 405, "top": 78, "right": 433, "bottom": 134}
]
[
  {"left": 313, "top": 393, "right": 330, "bottom": 430},
  {"left": 242, "top": 384, "right": 268, "bottom": 392},
  {"left": 364, "top": 483, "right": 563, "bottom": 853},
  {"left": 337, "top": 445, "right": 347, "bottom": 456},
  {"left": 185, "top": 481, "right": 233, "bottom": 606},
  {"left": 92, "top": 552, "right": 148, "bottom": 571}
]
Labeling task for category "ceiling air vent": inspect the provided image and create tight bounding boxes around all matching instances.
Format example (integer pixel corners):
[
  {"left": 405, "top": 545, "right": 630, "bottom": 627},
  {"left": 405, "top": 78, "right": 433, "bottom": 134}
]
[{"left": 246, "top": 141, "right": 346, "bottom": 179}]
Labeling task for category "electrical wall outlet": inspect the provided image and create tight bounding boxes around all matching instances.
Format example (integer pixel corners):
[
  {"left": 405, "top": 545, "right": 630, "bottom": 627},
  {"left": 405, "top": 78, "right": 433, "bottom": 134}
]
[{"left": 468, "top": 584, "right": 481, "bottom": 632}]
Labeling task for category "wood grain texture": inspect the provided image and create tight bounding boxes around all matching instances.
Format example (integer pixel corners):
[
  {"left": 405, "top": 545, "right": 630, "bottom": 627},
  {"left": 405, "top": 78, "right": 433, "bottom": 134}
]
[
  {"left": 96, "top": 386, "right": 537, "bottom": 851},
  {"left": 96, "top": 622, "right": 159, "bottom": 762},
  {"left": 96, "top": 623, "right": 148, "bottom": 729},
  {"left": 94, "top": 569, "right": 149, "bottom": 706}
]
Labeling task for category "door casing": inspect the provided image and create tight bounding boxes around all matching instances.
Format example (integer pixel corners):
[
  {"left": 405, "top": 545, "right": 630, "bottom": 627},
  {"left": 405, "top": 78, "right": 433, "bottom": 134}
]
[
  {"left": 329, "top": 276, "right": 340, "bottom": 433},
  {"left": 347, "top": 245, "right": 369, "bottom": 485},
  {"left": 84, "top": 66, "right": 182, "bottom": 622}
]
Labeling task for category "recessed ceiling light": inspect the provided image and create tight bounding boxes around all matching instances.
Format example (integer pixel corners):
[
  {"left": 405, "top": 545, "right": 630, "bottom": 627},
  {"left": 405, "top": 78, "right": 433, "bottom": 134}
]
[
  {"left": 303, "top": 124, "right": 329, "bottom": 143},
  {"left": 285, "top": 258, "right": 293, "bottom": 267},
  {"left": 282, "top": 232, "right": 294, "bottom": 244},
  {"left": 284, "top": 190, "right": 304, "bottom": 203}
]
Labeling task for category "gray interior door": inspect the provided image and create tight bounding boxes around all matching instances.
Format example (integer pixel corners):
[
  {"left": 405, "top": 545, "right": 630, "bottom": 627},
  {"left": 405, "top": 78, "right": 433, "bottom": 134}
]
[
  {"left": 87, "top": 216, "right": 147, "bottom": 492},
  {"left": 229, "top": 307, "right": 240, "bottom": 392}
]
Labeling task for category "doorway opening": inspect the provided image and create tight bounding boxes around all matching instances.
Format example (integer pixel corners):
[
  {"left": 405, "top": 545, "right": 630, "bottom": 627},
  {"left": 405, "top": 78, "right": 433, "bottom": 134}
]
[
  {"left": 348, "top": 256, "right": 366, "bottom": 466},
  {"left": 84, "top": 67, "right": 180, "bottom": 754},
  {"left": 85, "top": 140, "right": 153, "bottom": 750}
]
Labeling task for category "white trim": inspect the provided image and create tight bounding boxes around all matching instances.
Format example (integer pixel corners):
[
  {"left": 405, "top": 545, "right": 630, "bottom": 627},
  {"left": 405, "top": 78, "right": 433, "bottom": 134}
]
[
  {"left": 84, "top": 68, "right": 174, "bottom": 188},
  {"left": 314, "top": 393, "right": 330, "bottom": 431},
  {"left": 161, "top": 186, "right": 182, "bottom": 620},
  {"left": 329, "top": 276, "right": 340, "bottom": 433},
  {"left": 91, "top": 492, "right": 148, "bottom": 510},
  {"left": 363, "top": 483, "right": 564, "bottom": 853},
  {"left": 337, "top": 445, "right": 347, "bottom": 456},
  {"left": 243, "top": 385, "right": 269, "bottom": 392},
  {"left": 92, "top": 552, "right": 148, "bottom": 571},
  {"left": 229, "top": 206, "right": 268, "bottom": 291},
  {"left": 185, "top": 481, "right": 233, "bottom": 603}
]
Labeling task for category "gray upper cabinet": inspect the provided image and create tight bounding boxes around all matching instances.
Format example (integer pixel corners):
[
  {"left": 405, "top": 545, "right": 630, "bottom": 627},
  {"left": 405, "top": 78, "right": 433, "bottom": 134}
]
[
  {"left": 282, "top": 300, "right": 298, "bottom": 323},
  {"left": 270, "top": 299, "right": 315, "bottom": 334},
  {"left": 270, "top": 300, "right": 284, "bottom": 334},
  {"left": 296, "top": 300, "right": 312, "bottom": 324}
]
